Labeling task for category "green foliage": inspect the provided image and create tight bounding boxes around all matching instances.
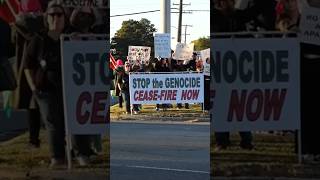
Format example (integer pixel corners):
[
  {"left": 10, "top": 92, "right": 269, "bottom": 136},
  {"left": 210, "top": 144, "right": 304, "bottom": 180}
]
[
  {"left": 111, "top": 18, "right": 157, "bottom": 61},
  {"left": 192, "top": 37, "right": 210, "bottom": 51}
]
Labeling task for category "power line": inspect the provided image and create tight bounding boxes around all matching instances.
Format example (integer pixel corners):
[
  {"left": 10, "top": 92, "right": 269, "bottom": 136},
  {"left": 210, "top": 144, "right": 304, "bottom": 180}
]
[
  {"left": 111, "top": 9, "right": 209, "bottom": 17},
  {"left": 111, "top": 10, "right": 160, "bottom": 17}
]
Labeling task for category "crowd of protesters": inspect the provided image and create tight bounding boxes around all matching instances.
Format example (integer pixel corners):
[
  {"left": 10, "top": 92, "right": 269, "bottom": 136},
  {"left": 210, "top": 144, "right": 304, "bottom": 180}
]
[
  {"left": 212, "top": 0, "right": 320, "bottom": 162},
  {"left": 111, "top": 50, "right": 211, "bottom": 115},
  {"left": 1, "top": 0, "right": 107, "bottom": 168}
]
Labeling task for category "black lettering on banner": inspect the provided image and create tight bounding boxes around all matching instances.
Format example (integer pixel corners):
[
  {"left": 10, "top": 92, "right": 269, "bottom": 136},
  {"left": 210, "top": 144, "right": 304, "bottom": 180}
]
[
  {"left": 261, "top": 51, "right": 275, "bottom": 83},
  {"left": 239, "top": 50, "right": 253, "bottom": 83},
  {"left": 73, "top": 53, "right": 86, "bottom": 85},
  {"left": 276, "top": 51, "right": 289, "bottom": 82},
  {"left": 223, "top": 51, "right": 237, "bottom": 83},
  {"left": 99, "top": 53, "right": 108, "bottom": 85},
  {"left": 254, "top": 51, "right": 260, "bottom": 82},
  {"left": 86, "top": 53, "right": 99, "bottom": 85},
  {"left": 214, "top": 50, "right": 290, "bottom": 83}
]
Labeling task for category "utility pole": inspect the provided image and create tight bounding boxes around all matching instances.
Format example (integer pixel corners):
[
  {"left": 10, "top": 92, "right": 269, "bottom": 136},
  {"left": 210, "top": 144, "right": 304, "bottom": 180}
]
[
  {"left": 182, "top": 25, "right": 192, "bottom": 44},
  {"left": 160, "top": 0, "right": 171, "bottom": 33},
  {"left": 173, "top": 0, "right": 191, "bottom": 43}
]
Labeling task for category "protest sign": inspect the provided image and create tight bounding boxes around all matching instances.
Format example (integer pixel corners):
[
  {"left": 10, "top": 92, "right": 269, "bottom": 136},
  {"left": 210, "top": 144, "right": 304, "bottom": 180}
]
[
  {"left": 201, "top": 48, "right": 210, "bottom": 76},
  {"left": 128, "top": 46, "right": 151, "bottom": 65},
  {"left": 299, "top": 1, "right": 320, "bottom": 45},
  {"left": 129, "top": 73, "right": 204, "bottom": 104},
  {"left": 154, "top": 33, "right": 171, "bottom": 58},
  {"left": 173, "top": 43, "right": 194, "bottom": 60},
  {"left": 211, "top": 38, "right": 300, "bottom": 132},
  {"left": 61, "top": 35, "right": 109, "bottom": 135},
  {"left": 63, "top": 0, "right": 108, "bottom": 8}
]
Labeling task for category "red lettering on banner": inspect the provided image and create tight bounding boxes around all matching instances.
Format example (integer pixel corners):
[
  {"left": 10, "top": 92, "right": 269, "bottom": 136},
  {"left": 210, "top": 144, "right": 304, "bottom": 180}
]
[
  {"left": 181, "top": 90, "right": 187, "bottom": 100},
  {"left": 172, "top": 90, "right": 177, "bottom": 100},
  {"left": 246, "top": 89, "right": 263, "bottom": 121},
  {"left": 264, "top": 89, "right": 287, "bottom": 121},
  {"left": 133, "top": 90, "right": 177, "bottom": 101},
  {"left": 76, "top": 92, "right": 91, "bottom": 124},
  {"left": 227, "top": 89, "right": 286, "bottom": 122},
  {"left": 160, "top": 90, "right": 165, "bottom": 100},
  {"left": 228, "top": 90, "right": 247, "bottom": 122},
  {"left": 134, "top": 91, "right": 139, "bottom": 101},
  {"left": 139, "top": 91, "right": 143, "bottom": 101},
  {"left": 167, "top": 90, "right": 172, "bottom": 100},
  {"left": 181, "top": 90, "right": 200, "bottom": 100},
  {"left": 153, "top": 90, "right": 158, "bottom": 100},
  {"left": 91, "top": 92, "right": 108, "bottom": 124},
  {"left": 191, "top": 90, "right": 199, "bottom": 100}
]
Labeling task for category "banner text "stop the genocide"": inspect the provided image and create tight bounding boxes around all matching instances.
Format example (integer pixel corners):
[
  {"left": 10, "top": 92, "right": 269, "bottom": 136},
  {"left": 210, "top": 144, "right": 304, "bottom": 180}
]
[{"left": 133, "top": 77, "right": 201, "bottom": 101}]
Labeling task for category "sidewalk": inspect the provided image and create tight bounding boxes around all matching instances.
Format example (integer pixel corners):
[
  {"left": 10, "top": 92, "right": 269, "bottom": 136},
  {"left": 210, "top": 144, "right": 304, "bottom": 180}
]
[{"left": 110, "top": 104, "right": 210, "bottom": 122}]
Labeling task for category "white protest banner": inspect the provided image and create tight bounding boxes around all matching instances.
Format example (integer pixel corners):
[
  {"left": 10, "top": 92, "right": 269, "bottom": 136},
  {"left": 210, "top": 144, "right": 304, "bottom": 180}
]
[
  {"left": 128, "top": 46, "right": 151, "bottom": 65},
  {"left": 61, "top": 35, "right": 109, "bottom": 135},
  {"left": 299, "top": 1, "right": 320, "bottom": 45},
  {"left": 174, "top": 43, "right": 194, "bottom": 60},
  {"left": 154, "top": 33, "right": 171, "bottom": 58},
  {"left": 129, "top": 73, "right": 204, "bottom": 104},
  {"left": 211, "top": 38, "right": 300, "bottom": 132},
  {"left": 63, "top": 0, "right": 108, "bottom": 8},
  {"left": 201, "top": 48, "right": 210, "bottom": 76}
]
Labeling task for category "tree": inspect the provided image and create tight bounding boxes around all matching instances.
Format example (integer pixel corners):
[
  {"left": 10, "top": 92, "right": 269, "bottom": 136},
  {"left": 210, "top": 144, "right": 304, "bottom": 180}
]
[
  {"left": 191, "top": 37, "right": 210, "bottom": 51},
  {"left": 111, "top": 18, "right": 157, "bottom": 61}
]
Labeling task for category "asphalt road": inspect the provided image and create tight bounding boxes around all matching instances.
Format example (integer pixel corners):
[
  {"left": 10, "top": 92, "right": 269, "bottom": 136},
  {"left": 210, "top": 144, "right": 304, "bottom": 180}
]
[{"left": 110, "top": 122, "right": 210, "bottom": 180}]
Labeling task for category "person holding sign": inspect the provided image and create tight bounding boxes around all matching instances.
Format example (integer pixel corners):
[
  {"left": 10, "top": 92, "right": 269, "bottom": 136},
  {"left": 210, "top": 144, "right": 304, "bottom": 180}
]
[
  {"left": 213, "top": 0, "right": 263, "bottom": 150},
  {"left": 24, "top": 0, "right": 67, "bottom": 168},
  {"left": 69, "top": 6, "right": 103, "bottom": 166}
]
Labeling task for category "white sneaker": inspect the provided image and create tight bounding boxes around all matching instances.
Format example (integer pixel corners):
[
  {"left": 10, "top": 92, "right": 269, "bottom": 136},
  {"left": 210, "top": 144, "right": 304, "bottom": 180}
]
[
  {"left": 49, "top": 158, "right": 66, "bottom": 169},
  {"left": 77, "top": 156, "right": 89, "bottom": 166},
  {"left": 134, "top": 111, "right": 138, "bottom": 115}
]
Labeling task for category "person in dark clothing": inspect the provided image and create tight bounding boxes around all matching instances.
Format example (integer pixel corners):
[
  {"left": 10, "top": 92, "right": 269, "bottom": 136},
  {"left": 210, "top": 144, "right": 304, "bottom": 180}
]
[
  {"left": 24, "top": 1, "right": 67, "bottom": 168},
  {"left": 68, "top": 6, "right": 102, "bottom": 166},
  {"left": 0, "top": 18, "right": 12, "bottom": 58},
  {"left": 115, "top": 65, "right": 130, "bottom": 113},
  {"left": 172, "top": 59, "right": 190, "bottom": 109},
  {"left": 301, "top": 43, "right": 320, "bottom": 161},
  {"left": 154, "top": 58, "right": 170, "bottom": 111},
  {"left": 186, "top": 53, "right": 197, "bottom": 72},
  {"left": 212, "top": 0, "right": 272, "bottom": 150}
]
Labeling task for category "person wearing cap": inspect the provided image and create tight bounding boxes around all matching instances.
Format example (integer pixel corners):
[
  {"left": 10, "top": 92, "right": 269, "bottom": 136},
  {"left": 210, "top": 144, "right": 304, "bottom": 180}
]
[{"left": 24, "top": 0, "right": 67, "bottom": 168}]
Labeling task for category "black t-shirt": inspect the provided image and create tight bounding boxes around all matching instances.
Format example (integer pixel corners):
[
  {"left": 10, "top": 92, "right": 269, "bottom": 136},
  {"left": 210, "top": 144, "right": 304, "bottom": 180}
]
[
  {"left": 0, "top": 18, "right": 11, "bottom": 58},
  {"left": 25, "top": 34, "right": 62, "bottom": 92}
]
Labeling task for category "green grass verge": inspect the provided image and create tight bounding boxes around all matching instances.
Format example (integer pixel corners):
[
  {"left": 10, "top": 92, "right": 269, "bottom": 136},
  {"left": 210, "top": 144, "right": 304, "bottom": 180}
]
[
  {"left": 0, "top": 130, "right": 109, "bottom": 171},
  {"left": 211, "top": 133, "right": 320, "bottom": 177}
]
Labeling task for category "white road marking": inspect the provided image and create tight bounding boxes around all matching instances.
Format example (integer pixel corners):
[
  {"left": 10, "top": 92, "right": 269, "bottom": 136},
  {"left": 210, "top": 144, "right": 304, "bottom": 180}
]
[{"left": 111, "top": 164, "right": 209, "bottom": 174}]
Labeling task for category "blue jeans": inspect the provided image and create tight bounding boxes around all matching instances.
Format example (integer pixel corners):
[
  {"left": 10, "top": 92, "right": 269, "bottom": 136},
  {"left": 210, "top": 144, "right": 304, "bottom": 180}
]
[{"left": 35, "top": 91, "right": 65, "bottom": 159}]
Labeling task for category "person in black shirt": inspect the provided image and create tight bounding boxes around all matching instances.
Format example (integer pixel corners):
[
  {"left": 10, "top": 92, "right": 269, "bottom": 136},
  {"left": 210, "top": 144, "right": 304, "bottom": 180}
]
[{"left": 24, "top": 1, "right": 67, "bottom": 168}]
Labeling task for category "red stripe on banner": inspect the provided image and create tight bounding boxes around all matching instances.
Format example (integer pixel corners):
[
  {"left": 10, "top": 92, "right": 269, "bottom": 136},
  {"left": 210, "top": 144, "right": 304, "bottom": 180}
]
[{"left": 110, "top": 53, "right": 116, "bottom": 70}]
